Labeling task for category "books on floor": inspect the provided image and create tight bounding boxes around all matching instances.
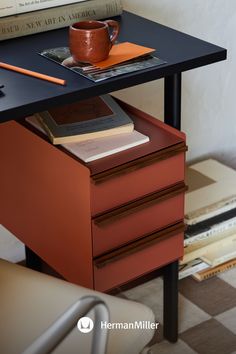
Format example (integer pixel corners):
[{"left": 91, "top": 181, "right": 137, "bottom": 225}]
[
  {"left": 35, "top": 95, "right": 134, "bottom": 144},
  {"left": 192, "top": 258, "right": 236, "bottom": 281},
  {"left": 184, "top": 207, "right": 236, "bottom": 246},
  {"left": 200, "top": 235, "right": 236, "bottom": 267},
  {"left": 185, "top": 159, "right": 236, "bottom": 226},
  {"left": 182, "top": 159, "right": 236, "bottom": 280},
  {"left": 179, "top": 258, "right": 209, "bottom": 280},
  {"left": 181, "top": 226, "right": 236, "bottom": 265},
  {"left": 185, "top": 159, "right": 236, "bottom": 246}
]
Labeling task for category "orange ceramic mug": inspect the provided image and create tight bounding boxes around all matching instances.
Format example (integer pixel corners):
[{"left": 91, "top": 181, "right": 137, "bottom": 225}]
[{"left": 69, "top": 20, "right": 120, "bottom": 64}]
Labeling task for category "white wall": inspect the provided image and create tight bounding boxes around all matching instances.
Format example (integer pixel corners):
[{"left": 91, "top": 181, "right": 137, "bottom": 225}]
[{"left": 114, "top": 0, "right": 236, "bottom": 166}]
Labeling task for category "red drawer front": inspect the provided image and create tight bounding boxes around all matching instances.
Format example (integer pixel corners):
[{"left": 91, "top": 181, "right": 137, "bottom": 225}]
[
  {"left": 90, "top": 150, "right": 185, "bottom": 216},
  {"left": 94, "top": 224, "right": 184, "bottom": 292},
  {"left": 92, "top": 182, "right": 186, "bottom": 257}
]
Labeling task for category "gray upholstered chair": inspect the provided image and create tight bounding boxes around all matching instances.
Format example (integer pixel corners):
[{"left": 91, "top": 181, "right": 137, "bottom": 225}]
[{"left": 0, "top": 259, "right": 156, "bottom": 354}]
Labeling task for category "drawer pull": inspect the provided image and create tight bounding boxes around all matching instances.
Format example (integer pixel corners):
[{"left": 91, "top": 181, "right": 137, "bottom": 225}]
[
  {"left": 91, "top": 142, "right": 187, "bottom": 185},
  {"left": 93, "top": 182, "right": 187, "bottom": 227},
  {"left": 94, "top": 222, "right": 185, "bottom": 268}
]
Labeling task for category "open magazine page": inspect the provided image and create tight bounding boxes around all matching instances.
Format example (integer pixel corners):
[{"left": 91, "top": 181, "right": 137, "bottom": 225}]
[{"left": 39, "top": 47, "right": 167, "bottom": 82}]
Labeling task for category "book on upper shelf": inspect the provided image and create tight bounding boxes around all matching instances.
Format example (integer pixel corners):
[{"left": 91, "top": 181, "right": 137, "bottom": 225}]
[
  {"left": 0, "top": 0, "right": 123, "bottom": 40},
  {"left": 39, "top": 44, "right": 166, "bottom": 82},
  {"left": 0, "top": 0, "right": 87, "bottom": 18},
  {"left": 26, "top": 115, "right": 150, "bottom": 162},
  {"left": 192, "top": 258, "right": 236, "bottom": 282},
  {"left": 185, "top": 159, "right": 236, "bottom": 226},
  {"left": 35, "top": 94, "right": 134, "bottom": 144}
]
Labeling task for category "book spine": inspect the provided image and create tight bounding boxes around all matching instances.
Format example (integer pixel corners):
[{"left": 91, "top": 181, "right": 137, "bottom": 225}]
[
  {"left": 184, "top": 218, "right": 236, "bottom": 249},
  {"left": 201, "top": 250, "right": 236, "bottom": 267},
  {"left": 184, "top": 230, "right": 230, "bottom": 257},
  {"left": 35, "top": 114, "right": 54, "bottom": 144},
  {"left": 0, "top": 0, "right": 123, "bottom": 40},
  {"left": 0, "top": 0, "right": 86, "bottom": 18},
  {"left": 184, "top": 214, "right": 236, "bottom": 246},
  {"left": 185, "top": 197, "right": 236, "bottom": 225},
  {"left": 192, "top": 258, "right": 236, "bottom": 281}
]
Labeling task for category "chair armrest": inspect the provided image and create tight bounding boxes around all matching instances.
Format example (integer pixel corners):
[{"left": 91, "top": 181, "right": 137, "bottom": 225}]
[{"left": 22, "top": 296, "right": 110, "bottom": 354}]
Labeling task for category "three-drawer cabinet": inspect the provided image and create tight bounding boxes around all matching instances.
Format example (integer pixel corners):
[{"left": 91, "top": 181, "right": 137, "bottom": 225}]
[{"left": 0, "top": 99, "right": 187, "bottom": 292}]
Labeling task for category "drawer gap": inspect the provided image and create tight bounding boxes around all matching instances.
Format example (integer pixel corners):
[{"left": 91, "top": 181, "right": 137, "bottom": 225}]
[
  {"left": 93, "top": 181, "right": 187, "bottom": 226},
  {"left": 94, "top": 221, "right": 185, "bottom": 268}
]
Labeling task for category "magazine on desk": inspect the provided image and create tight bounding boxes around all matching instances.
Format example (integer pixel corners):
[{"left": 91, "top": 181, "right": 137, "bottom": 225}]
[{"left": 39, "top": 46, "right": 166, "bottom": 82}]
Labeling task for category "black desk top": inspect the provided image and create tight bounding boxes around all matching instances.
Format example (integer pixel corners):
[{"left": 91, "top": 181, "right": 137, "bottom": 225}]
[{"left": 0, "top": 11, "right": 226, "bottom": 123}]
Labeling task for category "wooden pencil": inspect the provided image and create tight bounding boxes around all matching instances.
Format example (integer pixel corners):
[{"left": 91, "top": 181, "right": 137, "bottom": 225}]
[{"left": 0, "top": 61, "right": 66, "bottom": 86}]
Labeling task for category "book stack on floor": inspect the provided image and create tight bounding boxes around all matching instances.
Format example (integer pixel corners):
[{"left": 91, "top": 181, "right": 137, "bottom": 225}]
[
  {"left": 0, "top": 0, "right": 123, "bottom": 40},
  {"left": 26, "top": 94, "right": 150, "bottom": 162},
  {"left": 179, "top": 159, "right": 236, "bottom": 281}
]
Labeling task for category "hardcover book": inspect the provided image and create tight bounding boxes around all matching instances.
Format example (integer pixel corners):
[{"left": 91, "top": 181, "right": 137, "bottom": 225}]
[
  {"left": 35, "top": 95, "right": 134, "bottom": 144},
  {"left": 0, "top": 0, "right": 123, "bottom": 40},
  {"left": 181, "top": 228, "right": 236, "bottom": 265},
  {"left": 184, "top": 207, "right": 236, "bottom": 246},
  {"left": 0, "top": 0, "right": 87, "bottom": 17},
  {"left": 184, "top": 224, "right": 236, "bottom": 255},
  {"left": 185, "top": 159, "right": 236, "bottom": 225},
  {"left": 201, "top": 240, "right": 236, "bottom": 267},
  {"left": 26, "top": 115, "right": 150, "bottom": 163}
]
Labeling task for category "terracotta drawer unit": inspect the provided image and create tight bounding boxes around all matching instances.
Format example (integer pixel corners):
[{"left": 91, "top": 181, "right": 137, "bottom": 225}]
[
  {"left": 89, "top": 100, "right": 187, "bottom": 215},
  {"left": 90, "top": 149, "right": 185, "bottom": 215},
  {"left": 92, "top": 182, "right": 186, "bottom": 256},
  {"left": 94, "top": 222, "right": 185, "bottom": 292},
  {"left": 0, "top": 98, "right": 187, "bottom": 289}
]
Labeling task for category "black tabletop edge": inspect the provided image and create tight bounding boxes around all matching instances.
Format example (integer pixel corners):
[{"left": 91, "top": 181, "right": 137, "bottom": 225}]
[
  {"left": 124, "top": 11, "right": 227, "bottom": 53},
  {"left": 0, "top": 48, "right": 226, "bottom": 124},
  {"left": 0, "top": 10, "right": 227, "bottom": 122}
]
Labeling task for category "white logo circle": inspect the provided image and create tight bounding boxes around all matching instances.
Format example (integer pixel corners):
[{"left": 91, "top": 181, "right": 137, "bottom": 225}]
[{"left": 77, "top": 317, "right": 94, "bottom": 333}]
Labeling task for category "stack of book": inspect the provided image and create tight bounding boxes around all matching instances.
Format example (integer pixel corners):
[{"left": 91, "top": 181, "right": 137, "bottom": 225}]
[
  {"left": 26, "top": 94, "right": 150, "bottom": 162},
  {"left": 0, "top": 0, "right": 123, "bottom": 40},
  {"left": 179, "top": 159, "right": 236, "bottom": 281}
]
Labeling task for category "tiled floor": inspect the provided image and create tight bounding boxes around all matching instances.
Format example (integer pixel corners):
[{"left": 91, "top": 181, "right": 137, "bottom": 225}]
[
  {"left": 123, "top": 268, "right": 236, "bottom": 354},
  {"left": 1, "top": 225, "right": 236, "bottom": 353}
]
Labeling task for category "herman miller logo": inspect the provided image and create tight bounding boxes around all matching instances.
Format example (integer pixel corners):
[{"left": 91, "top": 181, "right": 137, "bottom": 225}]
[
  {"left": 77, "top": 317, "right": 94, "bottom": 333},
  {"left": 77, "top": 317, "right": 159, "bottom": 334}
]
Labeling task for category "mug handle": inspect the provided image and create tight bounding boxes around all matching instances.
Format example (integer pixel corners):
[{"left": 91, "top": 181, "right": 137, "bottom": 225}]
[{"left": 105, "top": 20, "right": 120, "bottom": 46}]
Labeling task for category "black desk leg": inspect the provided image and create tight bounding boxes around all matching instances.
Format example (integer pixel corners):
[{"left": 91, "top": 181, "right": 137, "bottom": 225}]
[
  {"left": 163, "top": 260, "right": 179, "bottom": 342},
  {"left": 164, "top": 73, "right": 182, "bottom": 130},
  {"left": 25, "top": 246, "right": 42, "bottom": 271},
  {"left": 164, "top": 73, "right": 181, "bottom": 342}
]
